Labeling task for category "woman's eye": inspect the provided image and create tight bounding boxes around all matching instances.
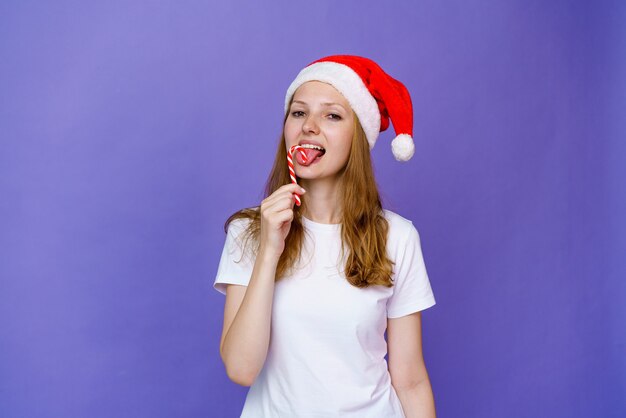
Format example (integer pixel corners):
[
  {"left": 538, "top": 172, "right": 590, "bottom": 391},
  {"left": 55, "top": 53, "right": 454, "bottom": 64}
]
[{"left": 290, "top": 111, "right": 341, "bottom": 120}]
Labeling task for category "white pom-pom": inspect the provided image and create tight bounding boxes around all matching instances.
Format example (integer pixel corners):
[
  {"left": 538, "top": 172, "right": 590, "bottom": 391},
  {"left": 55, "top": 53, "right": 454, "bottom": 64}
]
[{"left": 391, "top": 134, "right": 415, "bottom": 161}]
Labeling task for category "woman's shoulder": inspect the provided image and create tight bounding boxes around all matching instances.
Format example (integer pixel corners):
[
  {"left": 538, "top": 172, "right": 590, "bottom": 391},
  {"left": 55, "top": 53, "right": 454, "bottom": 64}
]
[
  {"left": 226, "top": 206, "right": 259, "bottom": 230},
  {"left": 227, "top": 218, "right": 248, "bottom": 232},
  {"left": 382, "top": 208, "right": 418, "bottom": 240},
  {"left": 382, "top": 208, "right": 414, "bottom": 228},
  {"left": 381, "top": 209, "right": 424, "bottom": 262},
  {"left": 223, "top": 214, "right": 256, "bottom": 242}
]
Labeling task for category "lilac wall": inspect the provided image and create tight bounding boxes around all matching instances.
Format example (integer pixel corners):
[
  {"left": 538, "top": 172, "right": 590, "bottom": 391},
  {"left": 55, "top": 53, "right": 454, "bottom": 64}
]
[{"left": 1, "top": 1, "right": 624, "bottom": 417}]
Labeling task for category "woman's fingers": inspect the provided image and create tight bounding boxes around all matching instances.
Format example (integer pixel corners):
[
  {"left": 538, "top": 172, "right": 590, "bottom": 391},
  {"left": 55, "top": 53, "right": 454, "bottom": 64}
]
[
  {"left": 262, "top": 183, "right": 306, "bottom": 208},
  {"left": 263, "top": 193, "right": 299, "bottom": 218},
  {"left": 259, "top": 184, "right": 306, "bottom": 257}
]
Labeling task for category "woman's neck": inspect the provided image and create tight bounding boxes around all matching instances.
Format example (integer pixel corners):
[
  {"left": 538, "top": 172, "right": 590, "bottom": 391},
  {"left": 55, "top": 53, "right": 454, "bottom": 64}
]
[{"left": 299, "top": 178, "right": 342, "bottom": 224}]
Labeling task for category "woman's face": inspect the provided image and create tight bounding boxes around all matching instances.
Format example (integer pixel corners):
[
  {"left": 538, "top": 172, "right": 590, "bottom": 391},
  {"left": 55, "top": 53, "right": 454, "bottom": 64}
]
[{"left": 284, "top": 80, "right": 355, "bottom": 181}]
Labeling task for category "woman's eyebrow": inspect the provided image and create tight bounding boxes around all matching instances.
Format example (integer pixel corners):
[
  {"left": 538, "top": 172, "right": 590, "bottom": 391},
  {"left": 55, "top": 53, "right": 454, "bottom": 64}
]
[{"left": 292, "top": 100, "right": 346, "bottom": 110}]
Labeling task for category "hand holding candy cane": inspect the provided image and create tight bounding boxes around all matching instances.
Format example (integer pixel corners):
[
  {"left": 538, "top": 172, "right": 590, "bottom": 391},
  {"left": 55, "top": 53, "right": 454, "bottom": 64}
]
[
  {"left": 259, "top": 182, "right": 307, "bottom": 260},
  {"left": 256, "top": 145, "right": 309, "bottom": 260}
]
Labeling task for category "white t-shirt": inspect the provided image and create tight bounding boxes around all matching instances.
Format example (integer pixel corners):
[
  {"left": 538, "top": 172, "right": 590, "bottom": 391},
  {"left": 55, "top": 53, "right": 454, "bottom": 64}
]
[{"left": 213, "top": 209, "right": 436, "bottom": 418}]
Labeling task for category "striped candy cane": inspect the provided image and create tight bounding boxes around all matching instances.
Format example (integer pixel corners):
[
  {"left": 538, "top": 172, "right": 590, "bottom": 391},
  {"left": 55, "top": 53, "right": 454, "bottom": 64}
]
[{"left": 287, "top": 145, "right": 308, "bottom": 206}]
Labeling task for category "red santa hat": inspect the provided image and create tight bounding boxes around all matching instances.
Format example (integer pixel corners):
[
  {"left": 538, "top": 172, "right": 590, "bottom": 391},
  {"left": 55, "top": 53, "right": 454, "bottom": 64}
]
[{"left": 284, "top": 54, "right": 416, "bottom": 161}]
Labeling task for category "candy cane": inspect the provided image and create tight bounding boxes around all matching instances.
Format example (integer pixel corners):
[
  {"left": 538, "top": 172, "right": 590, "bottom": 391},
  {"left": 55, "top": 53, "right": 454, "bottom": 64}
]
[{"left": 287, "top": 145, "right": 308, "bottom": 206}]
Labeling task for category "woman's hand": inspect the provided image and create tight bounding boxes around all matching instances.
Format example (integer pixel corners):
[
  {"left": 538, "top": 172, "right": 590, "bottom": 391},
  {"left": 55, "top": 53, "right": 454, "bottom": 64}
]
[{"left": 259, "top": 183, "right": 306, "bottom": 260}]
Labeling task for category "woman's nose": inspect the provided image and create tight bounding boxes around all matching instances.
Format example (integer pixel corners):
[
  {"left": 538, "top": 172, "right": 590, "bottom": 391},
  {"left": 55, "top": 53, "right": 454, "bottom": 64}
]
[{"left": 302, "top": 116, "right": 320, "bottom": 134}]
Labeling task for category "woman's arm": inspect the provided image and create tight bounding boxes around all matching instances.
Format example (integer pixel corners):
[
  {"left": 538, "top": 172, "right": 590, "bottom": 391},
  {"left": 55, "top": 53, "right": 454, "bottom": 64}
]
[
  {"left": 220, "top": 183, "right": 306, "bottom": 386},
  {"left": 387, "top": 311, "right": 437, "bottom": 418},
  {"left": 220, "top": 248, "right": 279, "bottom": 386},
  {"left": 395, "top": 379, "right": 436, "bottom": 418}
]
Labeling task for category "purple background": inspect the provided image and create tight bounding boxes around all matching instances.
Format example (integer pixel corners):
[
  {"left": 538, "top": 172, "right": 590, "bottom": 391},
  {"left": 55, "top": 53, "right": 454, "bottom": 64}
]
[{"left": 1, "top": 1, "right": 624, "bottom": 417}]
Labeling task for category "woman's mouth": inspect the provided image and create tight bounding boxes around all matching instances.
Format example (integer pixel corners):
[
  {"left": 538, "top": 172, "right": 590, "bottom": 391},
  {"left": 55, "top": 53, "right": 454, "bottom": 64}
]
[{"left": 296, "top": 145, "right": 325, "bottom": 166}]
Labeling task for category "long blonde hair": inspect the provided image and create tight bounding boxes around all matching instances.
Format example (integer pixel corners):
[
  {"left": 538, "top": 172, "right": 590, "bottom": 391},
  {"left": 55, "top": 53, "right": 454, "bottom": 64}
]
[{"left": 224, "top": 97, "right": 395, "bottom": 288}]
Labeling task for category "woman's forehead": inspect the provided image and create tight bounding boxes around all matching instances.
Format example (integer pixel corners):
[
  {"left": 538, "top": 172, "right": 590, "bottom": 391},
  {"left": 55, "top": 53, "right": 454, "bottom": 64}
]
[{"left": 293, "top": 80, "right": 349, "bottom": 105}]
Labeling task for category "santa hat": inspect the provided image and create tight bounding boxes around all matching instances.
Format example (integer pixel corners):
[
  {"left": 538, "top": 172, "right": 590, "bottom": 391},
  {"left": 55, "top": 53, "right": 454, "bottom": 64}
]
[{"left": 284, "top": 55, "right": 415, "bottom": 161}]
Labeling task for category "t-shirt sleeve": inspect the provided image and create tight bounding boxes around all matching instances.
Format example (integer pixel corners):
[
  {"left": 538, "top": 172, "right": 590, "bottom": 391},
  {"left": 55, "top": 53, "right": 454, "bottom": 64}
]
[
  {"left": 213, "top": 219, "right": 255, "bottom": 296},
  {"left": 387, "top": 222, "right": 436, "bottom": 318}
]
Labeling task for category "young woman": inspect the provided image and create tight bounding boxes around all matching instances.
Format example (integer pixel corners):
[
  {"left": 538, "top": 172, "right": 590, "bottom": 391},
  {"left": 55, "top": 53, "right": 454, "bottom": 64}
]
[{"left": 214, "top": 55, "right": 437, "bottom": 418}]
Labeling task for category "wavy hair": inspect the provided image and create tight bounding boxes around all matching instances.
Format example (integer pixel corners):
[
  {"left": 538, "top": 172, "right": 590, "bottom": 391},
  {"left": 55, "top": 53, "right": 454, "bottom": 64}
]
[{"left": 223, "top": 97, "right": 395, "bottom": 288}]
